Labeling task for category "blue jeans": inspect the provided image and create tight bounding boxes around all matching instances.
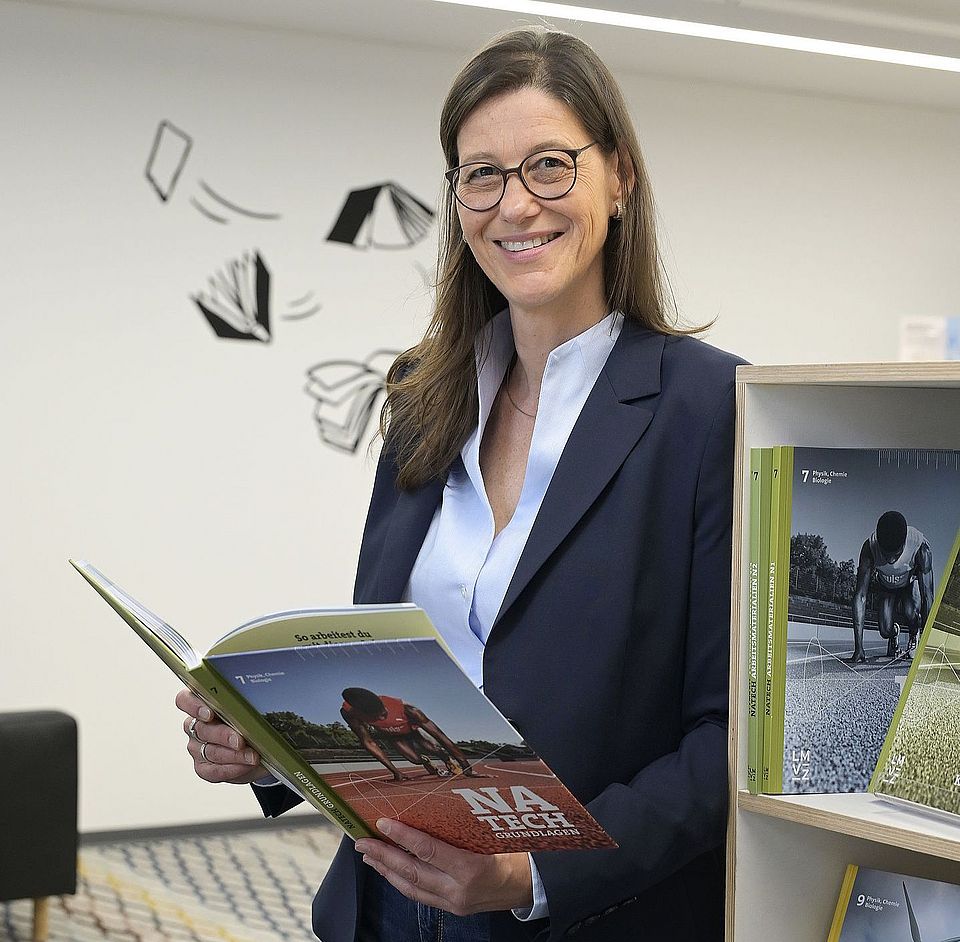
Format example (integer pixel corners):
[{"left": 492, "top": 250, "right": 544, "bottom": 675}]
[{"left": 356, "top": 869, "right": 491, "bottom": 942}]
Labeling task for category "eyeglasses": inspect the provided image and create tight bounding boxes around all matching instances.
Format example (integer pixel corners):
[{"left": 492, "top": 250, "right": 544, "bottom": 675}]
[{"left": 445, "top": 142, "right": 599, "bottom": 212}]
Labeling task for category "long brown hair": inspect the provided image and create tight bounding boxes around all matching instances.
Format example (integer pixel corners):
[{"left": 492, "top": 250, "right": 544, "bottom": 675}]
[{"left": 382, "top": 27, "right": 700, "bottom": 490}]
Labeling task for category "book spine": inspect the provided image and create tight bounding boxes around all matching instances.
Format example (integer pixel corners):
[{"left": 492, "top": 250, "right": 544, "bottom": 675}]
[
  {"left": 746, "top": 449, "right": 762, "bottom": 794},
  {"left": 190, "top": 661, "right": 373, "bottom": 839},
  {"left": 760, "top": 447, "right": 777, "bottom": 792},
  {"left": 757, "top": 449, "right": 772, "bottom": 792},
  {"left": 770, "top": 445, "right": 794, "bottom": 792},
  {"left": 870, "top": 525, "right": 960, "bottom": 792},
  {"left": 760, "top": 448, "right": 779, "bottom": 794},
  {"left": 771, "top": 445, "right": 794, "bottom": 790},
  {"left": 826, "top": 864, "right": 859, "bottom": 942}
]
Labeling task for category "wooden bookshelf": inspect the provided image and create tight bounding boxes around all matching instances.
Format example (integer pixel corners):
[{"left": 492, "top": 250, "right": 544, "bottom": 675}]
[{"left": 726, "top": 363, "right": 960, "bottom": 942}]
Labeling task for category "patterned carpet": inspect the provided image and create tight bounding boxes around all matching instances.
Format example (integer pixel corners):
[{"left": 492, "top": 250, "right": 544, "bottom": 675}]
[{"left": 0, "top": 820, "right": 341, "bottom": 942}]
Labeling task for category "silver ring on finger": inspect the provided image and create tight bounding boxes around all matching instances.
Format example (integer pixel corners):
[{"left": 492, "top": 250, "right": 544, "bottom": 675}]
[
  {"left": 189, "top": 717, "right": 207, "bottom": 744},
  {"left": 200, "top": 741, "right": 213, "bottom": 763}
]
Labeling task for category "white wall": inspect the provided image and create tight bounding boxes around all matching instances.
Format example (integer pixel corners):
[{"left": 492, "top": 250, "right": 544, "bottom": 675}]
[{"left": 2, "top": 1, "right": 958, "bottom": 832}]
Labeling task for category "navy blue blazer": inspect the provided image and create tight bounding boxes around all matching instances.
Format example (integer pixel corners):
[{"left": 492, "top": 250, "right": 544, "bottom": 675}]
[{"left": 257, "top": 320, "right": 744, "bottom": 942}]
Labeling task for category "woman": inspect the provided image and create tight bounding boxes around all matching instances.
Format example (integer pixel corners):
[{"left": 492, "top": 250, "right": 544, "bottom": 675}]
[{"left": 177, "top": 27, "right": 743, "bottom": 942}]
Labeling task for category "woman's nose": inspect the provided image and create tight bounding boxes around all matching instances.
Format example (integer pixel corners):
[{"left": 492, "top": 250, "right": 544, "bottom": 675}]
[{"left": 498, "top": 173, "right": 540, "bottom": 222}]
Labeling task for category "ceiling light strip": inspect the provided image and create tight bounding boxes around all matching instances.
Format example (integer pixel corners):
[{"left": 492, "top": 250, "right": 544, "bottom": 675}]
[{"left": 430, "top": 0, "right": 960, "bottom": 73}]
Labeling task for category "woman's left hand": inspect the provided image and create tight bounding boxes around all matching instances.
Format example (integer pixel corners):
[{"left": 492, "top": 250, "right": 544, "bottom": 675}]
[{"left": 354, "top": 819, "right": 534, "bottom": 916}]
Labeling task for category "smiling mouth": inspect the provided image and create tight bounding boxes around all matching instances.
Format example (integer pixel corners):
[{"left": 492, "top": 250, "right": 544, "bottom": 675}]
[{"left": 495, "top": 232, "right": 562, "bottom": 253}]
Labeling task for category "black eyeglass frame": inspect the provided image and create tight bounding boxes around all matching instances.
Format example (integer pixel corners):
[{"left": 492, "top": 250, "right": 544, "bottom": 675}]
[{"left": 444, "top": 141, "right": 600, "bottom": 212}]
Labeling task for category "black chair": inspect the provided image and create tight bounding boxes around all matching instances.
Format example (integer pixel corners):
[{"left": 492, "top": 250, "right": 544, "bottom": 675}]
[{"left": 0, "top": 711, "right": 78, "bottom": 942}]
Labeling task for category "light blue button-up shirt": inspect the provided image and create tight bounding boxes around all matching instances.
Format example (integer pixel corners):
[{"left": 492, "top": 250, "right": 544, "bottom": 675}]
[{"left": 404, "top": 307, "right": 623, "bottom": 919}]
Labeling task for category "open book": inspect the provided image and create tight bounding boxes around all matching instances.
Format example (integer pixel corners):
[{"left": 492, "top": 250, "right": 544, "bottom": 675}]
[{"left": 71, "top": 560, "right": 616, "bottom": 853}]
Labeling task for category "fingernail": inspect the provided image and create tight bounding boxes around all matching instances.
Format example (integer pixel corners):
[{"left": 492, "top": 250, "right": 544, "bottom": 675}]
[
  {"left": 376, "top": 819, "right": 392, "bottom": 835},
  {"left": 355, "top": 841, "right": 370, "bottom": 854},
  {"left": 229, "top": 734, "right": 241, "bottom": 750},
  {"left": 199, "top": 707, "right": 212, "bottom": 721},
  {"left": 245, "top": 750, "right": 257, "bottom": 765}
]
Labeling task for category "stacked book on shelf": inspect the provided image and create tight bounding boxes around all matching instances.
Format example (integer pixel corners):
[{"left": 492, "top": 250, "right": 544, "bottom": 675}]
[
  {"left": 827, "top": 864, "right": 960, "bottom": 941},
  {"left": 745, "top": 446, "right": 960, "bottom": 799},
  {"left": 872, "top": 518, "right": 960, "bottom": 819}
]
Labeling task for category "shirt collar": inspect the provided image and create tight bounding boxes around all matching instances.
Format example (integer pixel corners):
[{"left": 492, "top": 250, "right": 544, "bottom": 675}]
[{"left": 474, "top": 308, "right": 624, "bottom": 427}]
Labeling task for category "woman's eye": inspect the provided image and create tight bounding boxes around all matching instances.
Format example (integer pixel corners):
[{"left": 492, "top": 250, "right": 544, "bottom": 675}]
[
  {"left": 464, "top": 165, "right": 499, "bottom": 184},
  {"left": 527, "top": 154, "right": 573, "bottom": 177}
]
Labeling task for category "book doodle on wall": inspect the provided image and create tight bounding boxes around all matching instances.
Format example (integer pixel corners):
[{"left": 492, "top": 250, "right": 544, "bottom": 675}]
[
  {"left": 145, "top": 120, "right": 192, "bottom": 203},
  {"left": 304, "top": 350, "right": 399, "bottom": 454},
  {"left": 327, "top": 183, "right": 434, "bottom": 249},
  {"left": 143, "top": 119, "right": 431, "bottom": 457},
  {"left": 192, "top": 251, "right": 272, "bottom": 342},
  {"left": 145, "top": 120, "right": 282, "bottom": 224}
]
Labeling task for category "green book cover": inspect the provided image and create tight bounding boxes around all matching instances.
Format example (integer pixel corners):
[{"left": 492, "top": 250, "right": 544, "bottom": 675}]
[
  {"left": 746, "top": 448, "right": 762, "bottom": 793},
  {"left": 758, "top": 448, "right": 773, "bottom": 791},
  {"left": 827, "top": 863, "right": 960, "bottom": 941},
  {"left": 71, "top": 560, "right": 617, "bottom": 853},
  {"left": 871, "top": 527, "right": 960, "bottom": 815},
  {"left": 750, "top": 449, "right": 773, "bottom": 793},
  {"left": 763, "top": 445, "right": 787, "bottom": 792},
  {"left": 826, "top": 864, "right": 859, "bottom": 942},
  {"left": 769, "top": 448, "right": 960, "bottom": 794}
]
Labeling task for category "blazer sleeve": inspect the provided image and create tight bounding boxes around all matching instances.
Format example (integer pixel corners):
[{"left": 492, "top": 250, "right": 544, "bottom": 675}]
[{"left": 532, "top": 380, "right": 736, "bottom": 938}]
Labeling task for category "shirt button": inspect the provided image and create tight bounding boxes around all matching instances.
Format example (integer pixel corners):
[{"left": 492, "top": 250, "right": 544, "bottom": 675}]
[{"left": 459, "top": 584, "right": 468, "bottom": 599}]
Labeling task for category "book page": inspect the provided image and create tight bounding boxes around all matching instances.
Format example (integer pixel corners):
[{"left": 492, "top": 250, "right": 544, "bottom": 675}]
[
  {"left": 207, "top": 605, "right": 450, "bottom": 657},
  {"left": 71, "top": 560, "right": 199, "bottom": 671}
]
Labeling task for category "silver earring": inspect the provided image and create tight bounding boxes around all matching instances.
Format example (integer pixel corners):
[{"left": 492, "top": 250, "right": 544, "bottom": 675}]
[{"left": 613, "top": 201, "right": 623, "bottom": 220}]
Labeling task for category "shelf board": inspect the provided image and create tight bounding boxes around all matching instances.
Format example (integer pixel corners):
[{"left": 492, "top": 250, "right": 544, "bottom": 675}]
[
  {"left": 738, "top": 791, "right": 960, "bottom": 862},
  {"left": 737, "top": 363, "right": 960, "bottom": 386}
]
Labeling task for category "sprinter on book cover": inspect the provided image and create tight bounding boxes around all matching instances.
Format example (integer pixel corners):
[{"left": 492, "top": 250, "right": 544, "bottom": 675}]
[
  {"left": 208, "top": 637, "right": 615, "bottom": 853},
  {"left": 775, "top": 448, "right": 960, "bottom": 793}
]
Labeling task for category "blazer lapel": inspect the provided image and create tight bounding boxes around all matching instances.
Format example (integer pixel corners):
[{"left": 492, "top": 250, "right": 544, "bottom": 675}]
[
  {"left": 374, "top": 467, "right": 446, "bottom": 603},
  {"left": 494, "top": 322, "right": 665, "bottom": 625}
]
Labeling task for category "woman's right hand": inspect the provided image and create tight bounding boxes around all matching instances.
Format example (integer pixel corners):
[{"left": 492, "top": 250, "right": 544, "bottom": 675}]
[{"left": 175, "top": 688, "right": 269, "bottom": 784}]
